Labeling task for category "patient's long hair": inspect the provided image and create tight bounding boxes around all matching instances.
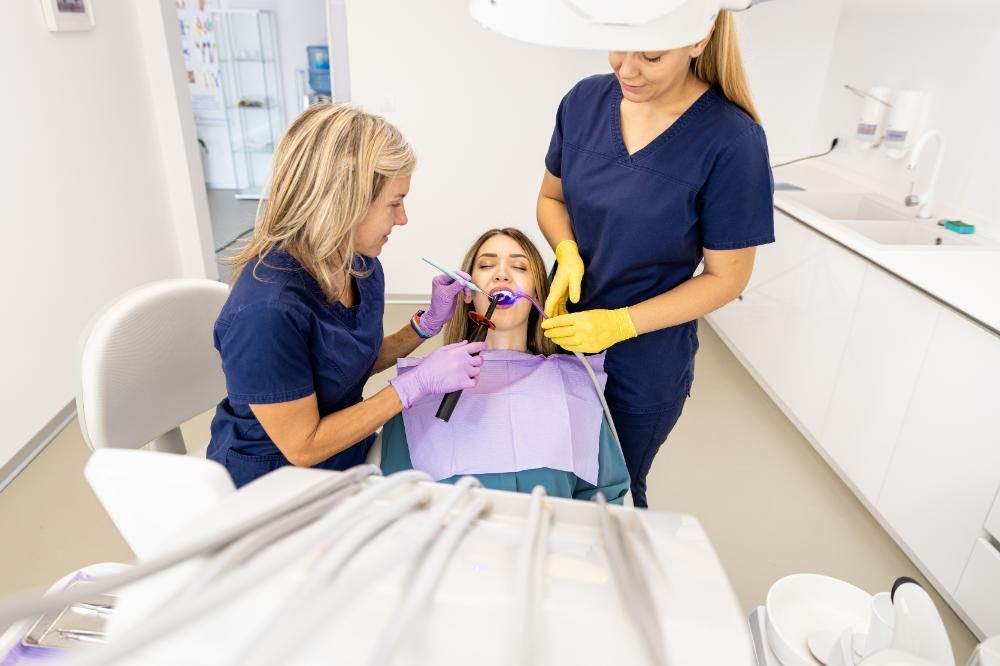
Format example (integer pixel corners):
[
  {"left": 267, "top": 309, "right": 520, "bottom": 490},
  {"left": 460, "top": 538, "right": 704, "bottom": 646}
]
[{"left": 442, "top": 229, "right": 556, "bottom": 356}]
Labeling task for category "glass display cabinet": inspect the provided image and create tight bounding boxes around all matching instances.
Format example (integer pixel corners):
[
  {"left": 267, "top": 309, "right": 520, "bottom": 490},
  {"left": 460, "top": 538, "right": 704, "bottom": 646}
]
[{"left": 211, "top": 9, "right": 284, "bottom": 199}]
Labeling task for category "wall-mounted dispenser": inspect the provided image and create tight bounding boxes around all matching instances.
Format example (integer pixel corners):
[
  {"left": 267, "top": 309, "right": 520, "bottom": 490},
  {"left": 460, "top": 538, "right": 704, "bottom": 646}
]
[
  {"left": 883, "top": 90, "right": 931, "bottom": 159},
  {"left": 855, "top": 86, "right": 892, "bottom": 148}
]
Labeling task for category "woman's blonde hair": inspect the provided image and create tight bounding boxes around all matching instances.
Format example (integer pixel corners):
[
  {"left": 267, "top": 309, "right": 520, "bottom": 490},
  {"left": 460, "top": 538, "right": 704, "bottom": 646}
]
[
  {"left": 229, "top": 103, "right": 416, "bottom": 302},
  {"left": 442, "top": 228, "right": 556, "bottom": 356},
  {"left": 692, "top": 11, "right": 761, "bottom": 123}
]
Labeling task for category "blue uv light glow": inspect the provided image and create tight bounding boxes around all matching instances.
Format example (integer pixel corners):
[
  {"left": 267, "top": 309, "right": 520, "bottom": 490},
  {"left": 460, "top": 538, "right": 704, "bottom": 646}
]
[{"left": 492, "top": 288, "right": 547, "bottom": 319}]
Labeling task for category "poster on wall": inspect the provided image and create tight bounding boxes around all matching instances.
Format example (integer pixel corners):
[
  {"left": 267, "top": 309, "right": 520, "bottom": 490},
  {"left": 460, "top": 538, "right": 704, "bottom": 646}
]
[
  {"left": 177, "top": 0, "right": 226, "bottom": 126},
  {"left": 39, "top": 0, "right": 95, "bottom": 31},
  {"left": 176, "top": 0, "right": 236, "bottom": 188}
]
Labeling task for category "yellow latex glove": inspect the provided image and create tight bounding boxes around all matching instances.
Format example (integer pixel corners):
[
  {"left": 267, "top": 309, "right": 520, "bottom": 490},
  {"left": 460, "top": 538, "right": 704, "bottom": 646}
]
[
  {"left": 544, "top": 239, "right": 585, "bottom": 318},
  {"left": 541, "top": 307, "right": 637, "bottom": 354}
]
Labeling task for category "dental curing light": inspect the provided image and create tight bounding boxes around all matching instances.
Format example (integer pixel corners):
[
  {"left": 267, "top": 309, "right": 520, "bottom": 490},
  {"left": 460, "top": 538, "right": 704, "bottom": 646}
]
[{"left": 470, "top": 0, "right": 774, "bottom": 52}]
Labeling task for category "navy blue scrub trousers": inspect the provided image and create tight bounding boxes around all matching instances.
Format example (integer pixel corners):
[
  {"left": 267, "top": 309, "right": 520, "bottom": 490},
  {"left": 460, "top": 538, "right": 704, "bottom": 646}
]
[{"left": 610, "top": 400, "right": 687, "bottom": 509}]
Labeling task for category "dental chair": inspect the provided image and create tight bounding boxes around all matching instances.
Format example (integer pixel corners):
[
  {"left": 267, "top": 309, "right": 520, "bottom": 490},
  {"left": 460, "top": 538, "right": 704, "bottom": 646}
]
[
  {"left": 76, "top": 279, "right": 233, "bottom": 557},
  {"left": 76, "top": 279, "right": 228, "bottom": 456}
]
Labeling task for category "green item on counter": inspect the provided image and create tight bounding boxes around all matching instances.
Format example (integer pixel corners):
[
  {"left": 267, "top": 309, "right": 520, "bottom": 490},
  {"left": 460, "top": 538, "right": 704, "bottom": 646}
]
[{"left": 938, "top": 219, "right": 975, "bottom": 234}]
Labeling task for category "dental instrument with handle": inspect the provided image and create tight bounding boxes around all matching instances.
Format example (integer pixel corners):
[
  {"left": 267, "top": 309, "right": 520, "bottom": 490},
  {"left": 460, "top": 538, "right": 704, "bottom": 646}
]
[
  {"left": 237, "top": 477, "right": 484, "bottom": 665},
  {"left": 61, "top": 470, "right": 431, "bottom": 666},
  {"left": 595, "top": 493, "right": 667, "bottom": 665},
  {"left": 436, "top": 293, "right": 499, "bottom": 421},
  {"left": 512, "top": 486, "right": 550, "bottom": 666},
  {"left": 420, "top": 257, "right": 501, "bottom": 421},
  {"left": 234, "top": 486, "right": 431, "bottom": 666},
  {"left": 0, "top": 456, "right": 762, "bottom": 665},
  {"left": 419, "top": 261, "right": 624, "bottom": 455},
  {"left": 0, "top": 465, "right": 383, "bottom": 631},
  {"left": 364, "top": 493, "right": 491, "bottom": 666},
  {"left": 421, "top": 257, "right": 486, "bottom": 295}
]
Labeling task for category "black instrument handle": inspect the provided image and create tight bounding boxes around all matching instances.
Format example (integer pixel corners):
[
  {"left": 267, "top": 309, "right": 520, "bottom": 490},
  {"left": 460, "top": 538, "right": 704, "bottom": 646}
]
[{"left": 435, "top": 323, "right": 490, "bottom": 422}]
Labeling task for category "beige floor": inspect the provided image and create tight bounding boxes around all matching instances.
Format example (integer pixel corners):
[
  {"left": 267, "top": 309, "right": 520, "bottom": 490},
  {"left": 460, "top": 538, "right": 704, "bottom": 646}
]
[{"left": 0, "top": 307, "right": 977, "bottom": 662}]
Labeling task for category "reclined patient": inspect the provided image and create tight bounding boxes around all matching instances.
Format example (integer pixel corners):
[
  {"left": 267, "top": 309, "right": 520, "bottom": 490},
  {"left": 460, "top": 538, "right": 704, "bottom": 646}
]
[{"left": 381, "top": 228, "right": 629, "bottom": 503}]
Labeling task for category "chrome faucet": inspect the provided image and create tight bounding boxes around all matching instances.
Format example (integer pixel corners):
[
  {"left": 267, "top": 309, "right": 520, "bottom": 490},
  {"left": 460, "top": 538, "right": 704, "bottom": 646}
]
[{"left": 904, "top": 129, "right": 945, "bottom": 220}]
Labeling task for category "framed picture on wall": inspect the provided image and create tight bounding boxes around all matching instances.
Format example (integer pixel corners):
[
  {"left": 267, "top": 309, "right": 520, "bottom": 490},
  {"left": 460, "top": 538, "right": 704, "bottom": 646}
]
[{"left": 39, "top": 0, "right": 95, "bottom": 32}]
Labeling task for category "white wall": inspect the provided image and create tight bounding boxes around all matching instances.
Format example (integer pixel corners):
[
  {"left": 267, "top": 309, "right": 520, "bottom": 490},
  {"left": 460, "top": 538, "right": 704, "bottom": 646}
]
[
  {"left": 345, "top": 0, "right": 844, "bottom": 295},
  {"left": 345, "top": 0, "right": 608, "bottom": 295},
  {"left": 814, "top": 2, "right": 1000, "bottom": 236},
  {"left": 734, "top": 0, "right": 844, "bottom": 160},
  {"left": 0, "top": 2, "right": 209, "bottom": 470}
]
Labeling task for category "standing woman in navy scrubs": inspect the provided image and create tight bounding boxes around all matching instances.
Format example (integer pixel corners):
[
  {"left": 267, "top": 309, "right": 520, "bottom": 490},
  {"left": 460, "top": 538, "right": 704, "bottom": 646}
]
[
  {"left": 208, "top": 104, "right": 485, "bottom": 488},
  {"left": 538, "top": 12, "right": 774, "bottom": 508}
]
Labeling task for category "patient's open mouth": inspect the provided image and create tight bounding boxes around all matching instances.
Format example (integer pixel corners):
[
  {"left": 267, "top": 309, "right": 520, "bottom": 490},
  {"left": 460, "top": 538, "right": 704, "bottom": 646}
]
[{"left": 489, "top": 287, "right": 518, "bottom": 308}]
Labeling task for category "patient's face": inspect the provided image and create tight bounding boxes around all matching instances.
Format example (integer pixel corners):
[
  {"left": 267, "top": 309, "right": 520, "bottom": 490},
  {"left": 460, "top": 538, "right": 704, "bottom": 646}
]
[{"left": 468, "top": 234, "right": 537, "bottom": 336}]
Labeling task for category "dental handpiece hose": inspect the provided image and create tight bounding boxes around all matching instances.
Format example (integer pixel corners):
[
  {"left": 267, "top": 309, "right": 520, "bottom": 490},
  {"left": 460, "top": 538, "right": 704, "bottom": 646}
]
[{"left": 436, "top": 296, "right": 498, "bottom": 422}]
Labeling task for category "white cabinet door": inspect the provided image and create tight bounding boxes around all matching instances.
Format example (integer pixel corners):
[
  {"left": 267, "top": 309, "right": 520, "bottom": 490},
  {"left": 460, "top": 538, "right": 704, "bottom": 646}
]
[
  {"left": 709, "top": 261, "right": 809, "bottom": 400},
  {"left": 711, "top": 217, "right": 867, "bottom": 440},
  {"left": 745, "top": 210, "right": 823, "bottom": 292},
  {"left": 954, "top": 538, "right": 1000, "bottom": 637},
  {"left": 706, "top": 211, "right": 807, "bottom": 390},
  {"left": 877, "top": 309, "right": 1000, "bottom": 593},
  {"left": 762, "top": 238, "right": 869, "bottom": 439},
  {"left": 985, "top": 488, "right": 1000, "bottom": 542},
  {"left": 821, "top": 268, "right": 941, "bottom": 501}
]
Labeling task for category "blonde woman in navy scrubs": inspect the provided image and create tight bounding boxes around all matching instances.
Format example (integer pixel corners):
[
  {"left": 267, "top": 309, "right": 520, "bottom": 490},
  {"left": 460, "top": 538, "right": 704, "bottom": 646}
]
[
  {"left": 538, "top": 12, "right": 775, "bottom": 507},
  {"left": 208, "top": 105, "right": 485, "bottom": 488}
]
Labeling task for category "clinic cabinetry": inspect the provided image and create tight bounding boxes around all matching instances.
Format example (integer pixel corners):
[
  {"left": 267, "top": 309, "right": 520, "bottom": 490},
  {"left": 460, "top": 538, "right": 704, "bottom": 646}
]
[
  {"left": 707, "top": 209, "right": 1000, "bottom": 637},
  {"left": 709, "top": 211, "right": 868, "bottom": 441}
]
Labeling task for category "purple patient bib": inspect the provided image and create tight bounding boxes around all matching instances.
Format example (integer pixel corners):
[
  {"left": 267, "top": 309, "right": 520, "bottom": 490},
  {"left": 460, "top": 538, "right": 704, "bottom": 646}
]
[{"left": 397, "top": 351, "right": 607, "bottom": 486}]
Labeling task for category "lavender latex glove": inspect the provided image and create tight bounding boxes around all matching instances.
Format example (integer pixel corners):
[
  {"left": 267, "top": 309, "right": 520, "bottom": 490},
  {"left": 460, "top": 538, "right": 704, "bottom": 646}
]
[
  {"left": 389, "top": 340, "right": 487, "bottom": 409},
  {"left": 419, "top": 271, "right": 474, "bottom": 336}
]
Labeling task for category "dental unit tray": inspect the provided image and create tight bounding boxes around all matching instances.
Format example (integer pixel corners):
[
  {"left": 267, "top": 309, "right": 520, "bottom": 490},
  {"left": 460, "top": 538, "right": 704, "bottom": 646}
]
[
  {"left": 0, "top": 563, "right": 127, "bottom": 664},
  {"left": 21, "top": 589, "right": 117, "bottom": 650},
  {"left": 0, "top": 450, "right": 757, "bottom": 665}
]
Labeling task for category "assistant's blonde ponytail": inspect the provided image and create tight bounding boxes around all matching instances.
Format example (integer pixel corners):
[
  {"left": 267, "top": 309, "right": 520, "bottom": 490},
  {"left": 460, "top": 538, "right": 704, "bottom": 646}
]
[{"left": 692, "top": 11, "right": 760, "bottom": 123}]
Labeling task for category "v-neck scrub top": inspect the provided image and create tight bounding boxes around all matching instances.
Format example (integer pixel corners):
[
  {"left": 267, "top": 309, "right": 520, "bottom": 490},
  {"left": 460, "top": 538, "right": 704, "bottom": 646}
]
[
  {"left": 207, "top": 248, "right": 385, "bottom": 488},
  {"left": 545, "top": 74, "right": 774, "bottom": 412}
]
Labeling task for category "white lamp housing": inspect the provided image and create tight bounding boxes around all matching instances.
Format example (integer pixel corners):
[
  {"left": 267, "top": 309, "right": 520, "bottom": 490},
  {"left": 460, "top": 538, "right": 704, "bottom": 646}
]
[{"left": 470, "top": 0, "right": 771, "bottom": 51}]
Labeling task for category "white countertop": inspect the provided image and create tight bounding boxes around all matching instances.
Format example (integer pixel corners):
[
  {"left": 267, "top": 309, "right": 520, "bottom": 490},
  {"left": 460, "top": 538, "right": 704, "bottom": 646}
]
[{"left": 771, "top": 161, "right": 1000, "bottom": 335}]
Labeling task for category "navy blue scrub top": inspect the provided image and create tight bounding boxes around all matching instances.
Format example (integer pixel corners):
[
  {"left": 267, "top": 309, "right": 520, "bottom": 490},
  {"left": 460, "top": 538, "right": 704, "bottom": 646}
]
[
  {"left": 545, "top": 74, "right": 774, "bottom": 412},
  {"left": 207, "top": 248, "right": 384, "bottom": 487}
]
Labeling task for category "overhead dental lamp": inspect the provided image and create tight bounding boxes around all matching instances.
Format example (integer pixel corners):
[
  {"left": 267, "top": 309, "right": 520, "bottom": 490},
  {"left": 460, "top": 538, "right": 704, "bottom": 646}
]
[{"left": 470, "top": 0, "right": 773, "bottom": 51}]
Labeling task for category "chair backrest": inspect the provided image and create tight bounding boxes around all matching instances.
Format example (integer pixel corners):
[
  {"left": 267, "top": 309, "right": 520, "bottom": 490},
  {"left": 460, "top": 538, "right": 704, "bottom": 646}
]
[{"left": 77, "top": 279, "right": 229, "bottom": 453}]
